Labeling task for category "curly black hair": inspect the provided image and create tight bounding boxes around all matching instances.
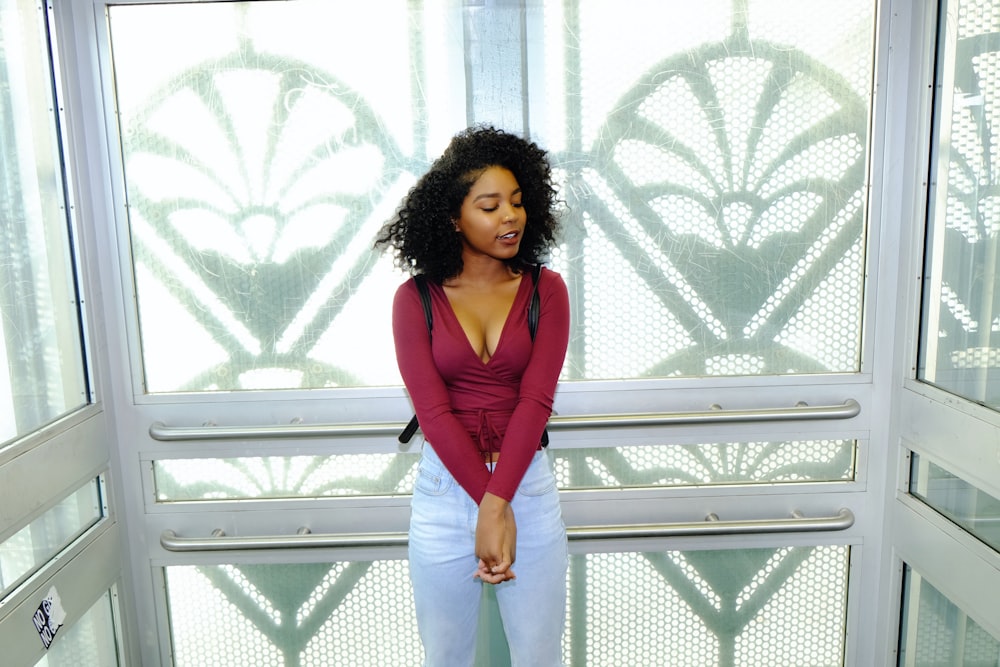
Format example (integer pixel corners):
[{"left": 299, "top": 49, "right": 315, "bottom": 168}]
[{"left": 374, "top": 125, "right": 560, "bottom": 283}]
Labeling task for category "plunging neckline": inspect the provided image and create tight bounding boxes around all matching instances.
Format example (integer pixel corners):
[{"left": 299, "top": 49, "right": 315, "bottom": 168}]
[{"left": 440, "top": 274, "right": 528, "bottom": 366}]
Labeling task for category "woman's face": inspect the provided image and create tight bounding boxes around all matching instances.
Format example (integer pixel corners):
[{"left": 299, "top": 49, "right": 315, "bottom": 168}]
[{"left": 454, "top": 166, "right": 525, "bottom": 263}]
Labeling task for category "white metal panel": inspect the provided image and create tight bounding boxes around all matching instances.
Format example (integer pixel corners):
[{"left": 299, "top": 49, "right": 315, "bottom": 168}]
[
  {"left": 899, "top": 382, "right": 1000, "bottom": 500},
  {"left": 0, "top": 409, "right": 108, "bottom": 539}
]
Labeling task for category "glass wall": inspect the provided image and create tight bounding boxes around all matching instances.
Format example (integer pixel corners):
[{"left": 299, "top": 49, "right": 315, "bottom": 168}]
[
  {"left": 106, "top": 1, "right": 876, "bottom": 664},
  {"left": 910, "top": 453, "right": 1000, "bottom": 553},
  {"left": 152, "top": 437, "right": 855, "bottom": 501},
  {"left": 915, "top": 0, "right": 1000, "bottom": 566},
  {"left": 162, "top": 546, "right": 849, "bottom": 667},
  {"left": 919, "top": 0, "right": 1000, "bottom": 410},
  {"left": 0, "top": 2, "right": 122, "bottom": 665},
  {"left": 902, "top": 1, "right": 1000, "bottom": 663},
  {"left": 0, "top": 478, "right": 104, "bottom": 597},
  {"left": 0, "top": 0, "right": 88, "bottom": 447},
  {"left": 31, "top": 590, "right": 120, "bottom": 667},
  {"left": 898, "top": 567, "right": 1000, "bottom": 666},
  {"left": 107, "top": 0, "right": 874, "bottom": 394}
]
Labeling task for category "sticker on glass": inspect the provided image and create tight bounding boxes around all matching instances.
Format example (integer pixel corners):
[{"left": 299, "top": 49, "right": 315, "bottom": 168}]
[{"left": 32, "top": 586, "right": 66, "bottom": 649}]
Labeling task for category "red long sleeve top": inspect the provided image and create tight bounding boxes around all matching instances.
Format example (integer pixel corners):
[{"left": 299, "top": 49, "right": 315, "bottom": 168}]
[{"left": 392, "top": 267, "right": 570, "bottom": 503}]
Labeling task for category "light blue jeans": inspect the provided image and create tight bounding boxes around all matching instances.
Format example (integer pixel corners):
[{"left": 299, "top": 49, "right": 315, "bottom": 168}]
[{"left": 409, "top": 442, "right": 568, "bottom": 667}]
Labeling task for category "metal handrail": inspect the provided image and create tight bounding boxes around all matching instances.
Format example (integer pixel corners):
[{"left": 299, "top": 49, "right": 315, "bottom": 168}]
[
  {"left": 149, "top": 398, "right": 860, "bottom": 441},
  {"left": 159, "top": 508, "right": 854, "bottom": 552},
  {"left": 160, "top": 527, "right": 408, "bottom": 551},
  {"left": 149, "top": 421, "right": 402, "bottom": 441}
]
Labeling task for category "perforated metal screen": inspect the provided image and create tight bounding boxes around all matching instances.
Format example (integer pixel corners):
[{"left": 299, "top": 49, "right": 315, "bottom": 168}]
[
  {"left": 166, "top": 546, "right": 849, "bottom": 666},
  {"left": 107, "top": 0, "right": 874, "bottom": 392},
  {"left": 153, "top": 439, "right": 855, "bottom": 501}
]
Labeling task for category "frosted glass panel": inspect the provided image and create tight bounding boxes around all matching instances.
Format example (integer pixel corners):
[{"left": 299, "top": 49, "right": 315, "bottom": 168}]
[
  {"left": 570, "top": 546, "right": 849, "bottom": 666},
  {"left": 153, "top": 439, "right": 853, "bottom": 501},
  {"left": 165, "top": 561, "right": 420, "bottom": 667},
  {"left": 0, "top": 479, "right": 102, "bottom": 597},
  {"left": 164, "top": 546, "right": 849, "bottom": 666},
  {"left": 919, "top": 0, "right": 1000, "bottom": 410},
  {"left": 0, "top": 0, "right": 87, "bottom": 447},
  {"left": 910, "top": 453, "right": 1000, "bottom": 554},
  {"left": 898, "top": 567, "right": 1000, "bottom": 666},
  {"left": 555, "top": 439, "right": 856, "bottom": 490},
  {"left": 154, "top": 453, "right": 420, "bottom": 501},
  {"left": 31, "top": 590, "right": 119, "bottom": 667},
  {"left": 107, "top": 0, "right": 874, "bottom": 393}
]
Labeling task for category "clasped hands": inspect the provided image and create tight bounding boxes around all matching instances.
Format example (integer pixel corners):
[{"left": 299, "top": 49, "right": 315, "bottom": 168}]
[{"left": 474, "top": 492, "right": 517, "bottom": 584}]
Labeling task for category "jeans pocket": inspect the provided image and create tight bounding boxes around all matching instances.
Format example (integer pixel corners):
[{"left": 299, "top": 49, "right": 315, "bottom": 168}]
[
  {"left": 413, "top": 464, "right": 452, "bottom": 496},
  {"left": 516, "top": 458, "right": 557, "bottom": 497}
]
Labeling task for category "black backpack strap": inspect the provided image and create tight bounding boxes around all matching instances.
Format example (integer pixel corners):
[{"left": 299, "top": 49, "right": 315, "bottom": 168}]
[
  {"left": 414, "top": 275, "right": 433, "bottom": 336},
  {"left": 528, "top": 263, "right": 542, "bottom": 340},
  {"left": 398, "top": 414, "right": 421, "bottom": 444}
]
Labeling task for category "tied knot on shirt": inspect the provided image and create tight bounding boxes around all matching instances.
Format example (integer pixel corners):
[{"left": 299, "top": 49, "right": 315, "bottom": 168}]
[{"left": 456, "top": 408, "right": 514, "bottom": 463}]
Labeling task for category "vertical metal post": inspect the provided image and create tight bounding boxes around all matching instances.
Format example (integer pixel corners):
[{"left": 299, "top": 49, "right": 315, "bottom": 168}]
[
  {"left": 562, "top": 0, "right": 588, "bottom": 381},
  {"left": 462, "top": 0, "right": 527, "bottom": 133}
]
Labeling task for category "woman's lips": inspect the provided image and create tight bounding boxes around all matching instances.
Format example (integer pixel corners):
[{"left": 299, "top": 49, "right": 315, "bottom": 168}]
[{"left": 497, "top": 230, "right": 520, "bottom": 245}]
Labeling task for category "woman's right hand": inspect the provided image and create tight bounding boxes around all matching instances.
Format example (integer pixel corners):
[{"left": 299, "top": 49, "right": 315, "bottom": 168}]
[{"left": 474, "top": 493, "right": 517, "bottom": 584}]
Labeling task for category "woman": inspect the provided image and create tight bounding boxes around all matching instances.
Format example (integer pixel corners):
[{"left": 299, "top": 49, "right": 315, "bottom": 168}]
[{"left": 375, "top": 125, "right": 569, "bottom": 666}]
